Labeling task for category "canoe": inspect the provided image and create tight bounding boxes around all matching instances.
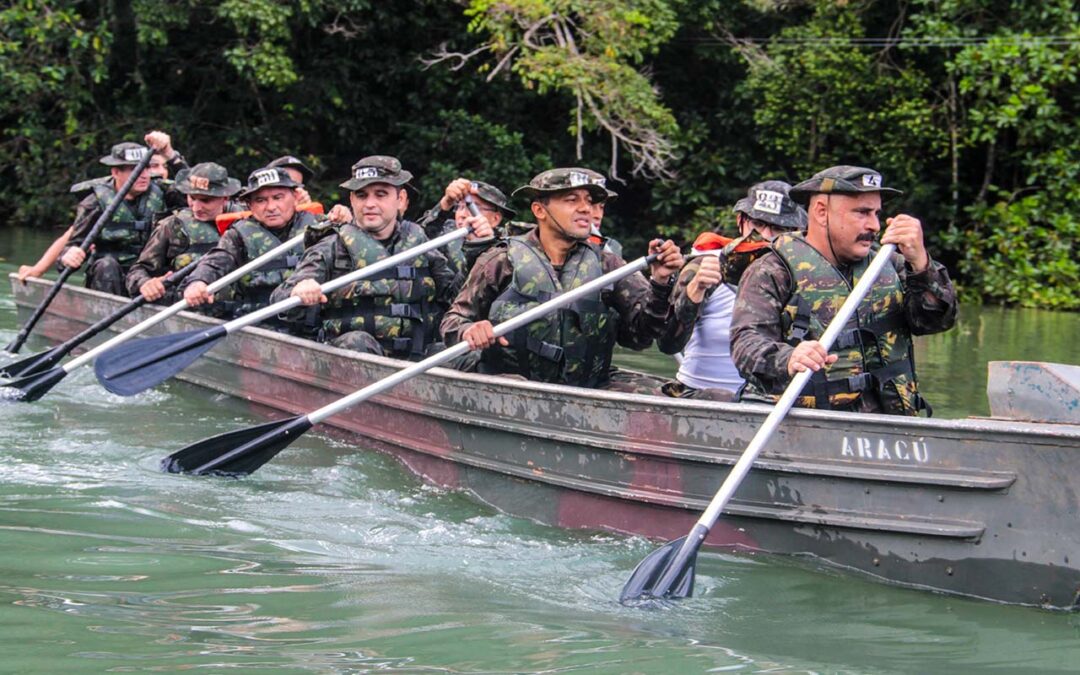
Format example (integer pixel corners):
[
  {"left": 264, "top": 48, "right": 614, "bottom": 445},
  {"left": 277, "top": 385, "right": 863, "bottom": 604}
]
[{"left": 9, "top": 276, "right": 1080, "bottom": 610}]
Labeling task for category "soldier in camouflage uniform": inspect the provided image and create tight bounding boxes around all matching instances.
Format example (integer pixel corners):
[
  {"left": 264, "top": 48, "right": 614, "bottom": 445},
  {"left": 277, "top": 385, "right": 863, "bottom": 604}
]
[
  {"left": 181, "top": 166, "right": 322, "bottom": 325},
  {"left": 273, "top": 156, "right": 493, "bottom": 358},
  {"left": 583, "top": 168, "right": 624, "bottom": 258},
  {"left": 660, "top": 180, "right": 806, "bottom": 401},
  {"left": 125, "top": 162, "right": 241, "bottom": 303},
  {"left": 416, "top": 178, "right": 516, "bottom": 276},
  {"left": 730, "top": 165, "right": 958, "bottom": 415},
  {"left": 441, "top": 167, "right": 684, "bottom": 394}
]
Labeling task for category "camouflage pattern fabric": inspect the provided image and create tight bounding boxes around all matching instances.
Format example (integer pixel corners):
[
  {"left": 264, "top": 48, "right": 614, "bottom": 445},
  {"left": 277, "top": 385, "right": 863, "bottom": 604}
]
[
  {"left": 125, "top": 209, "right": 221, "bottom": 299},
  {"left": 65, "top": 181, "right": 166, "bottom": 272},
  {"left": 484, "top": 234, "right": 619, "bottom": 387},
  {"left": 731, "top": 233, "right": 958, "bottom": 415},
  {"left": 659, "top": 379, "right": 737, "bottom": 402},
  {"left": 603, "top": 367, "right": 668, "bottom": 396},
  {"left": 84, "top": 256, "right": 127, "bottom": 296},
  {"left": 441, "top": 228, "right": 673, "bottom": 389},
  {"left": 328, "top": 330, "right": 383, "bottom": 355},
  {"left": 657, "top": 256, "right": 717, "bottom": 355},
  {"left": 270, "top": 219, "right": 463, "bottom": 360}
]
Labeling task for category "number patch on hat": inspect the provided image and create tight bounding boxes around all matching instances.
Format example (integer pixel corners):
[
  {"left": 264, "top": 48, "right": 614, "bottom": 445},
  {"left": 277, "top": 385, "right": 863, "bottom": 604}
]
[
  {"left": 753, "top": 190, "right": 784, "bottom": 215},
  {"left": 189, "top": 176, "right": 210, "bottom": 190},
  {"left": 254, "top": 169, "right": 281, "bottom": 186},
  {"left": 862, "top": 173, "right": 883, "bottom": 188},
  {"left": 124, "top": 148, "right": 148, "bottom": 161},
  {"left": 354, "top": 167, "right": 379, "bottom": 179}
]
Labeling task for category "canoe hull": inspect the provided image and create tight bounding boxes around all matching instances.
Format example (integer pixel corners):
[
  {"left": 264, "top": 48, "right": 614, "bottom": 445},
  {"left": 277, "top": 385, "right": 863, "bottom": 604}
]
[{"left": 10, "top": 277, "right": 1080, "bottom": 610}]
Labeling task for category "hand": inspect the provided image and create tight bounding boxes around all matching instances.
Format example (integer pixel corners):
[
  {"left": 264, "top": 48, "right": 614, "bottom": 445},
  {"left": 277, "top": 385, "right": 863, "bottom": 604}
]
[
  {"left": 183, "top": 281, "right": 214, "bottom": 307},
  {"left": 460, "top": 320, "right": 508, "bottom": 351},
  {"left": 294, "top": 187, "right": 312, "bottom": 206},
  {"left": 685, "top": 254, "right": 721, "bottom": 303},
  {"left": 327, "top": 204, "right": 353, "bottom": 224},
  {"left": 439, "top": 178, "right": 474, "bottom": 211},
  {"left": 461, "top": 213, "right": 494, "bottom": 241},
  {"left": 143, "top": 130, "right": 175, "bottom": 159},
  {"left": 139, "top": 276, "right": 167, "bottom": 302},
  {"left": 648, "top": 239, "right": 683, "bottom": 285},
  {"left": 16, "top": 264, "right": 47, "bottom": 283},
  {"left": 60, "top": 247, "right": 86, "bottom": 270},
  {"left": 881, "top": 214, "right": 929, "bottom": 273},
  {"left": 786, "top": 340, "right": 838, "bottom": 376},
  {"left": 290, "top": 278, "right": 327, "bottom": 306}
]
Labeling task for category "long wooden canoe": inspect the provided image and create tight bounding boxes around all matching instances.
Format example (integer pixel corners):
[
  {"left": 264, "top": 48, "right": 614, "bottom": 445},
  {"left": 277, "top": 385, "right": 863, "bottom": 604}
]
[{"left": 9, "top": 277, "right": 1080, "bottom": 610}]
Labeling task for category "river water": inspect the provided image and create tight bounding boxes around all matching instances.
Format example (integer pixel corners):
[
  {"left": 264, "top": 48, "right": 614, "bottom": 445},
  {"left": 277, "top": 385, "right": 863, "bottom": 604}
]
[{"left": 1, "top": 229, "right": 1078, "bottom": 673}]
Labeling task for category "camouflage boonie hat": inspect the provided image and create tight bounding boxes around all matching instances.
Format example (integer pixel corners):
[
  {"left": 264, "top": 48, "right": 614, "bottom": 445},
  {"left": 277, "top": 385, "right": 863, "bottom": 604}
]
[
  {"left": 175, "top": 162, "right": 242, "bottom": 197},
  {"left": 733, "top": 180, "right": 807, "bottom": 231},
  {"left": 512, "top": 167, "right": 614, "bottom": 202},
  {"left": 789, "top": 165, "right": 903, "bottom": 205},
  {"left": 267, "top": 155, "right": 313, "bottom": 181},
  {"left": 472, "top": 181, "right": 515, "bottom": 217},
  {"left": 238, "top": 166, "right": 302, "bottom": 199},
  {"left": 99, "top": 142, "right": 151, "bottom": 167},
  {"left": 340, "top": 155, "right": 413, "bottom": 191}
]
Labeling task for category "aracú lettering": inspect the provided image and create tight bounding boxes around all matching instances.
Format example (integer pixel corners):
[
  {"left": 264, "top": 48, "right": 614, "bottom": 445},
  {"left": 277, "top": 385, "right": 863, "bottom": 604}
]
[{"left": 840, "top": 435, "right": 930, "bottom": 463}]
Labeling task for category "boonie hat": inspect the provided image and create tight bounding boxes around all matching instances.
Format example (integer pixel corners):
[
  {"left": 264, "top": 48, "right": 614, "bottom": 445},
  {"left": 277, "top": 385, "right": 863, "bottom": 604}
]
[
  {"left": 267, "top": 155, "right": 314, "bottom": 182},
  {"left": 175, "top": 162, "right": 242, "bottom": 197},
  {"left": 99, "top": 142, "right": 150, "bottom": 167},
  {"left": 789, "top": 165, "right": 903, "bottom": 205},
  {"left": 339, "top": 155, "right": 413, "bottom": 191},
  {"left": 512, "top": 167, "right": 614, "bottom": 202},
  {"left": 238, "top": 166, "right": 302, "bottom": 199},
  {"left": 733, "top": 180, "right": 807, "bottom": 231},
  {"left": 471, "top": 181, "right": 516, "bottom": 217}
]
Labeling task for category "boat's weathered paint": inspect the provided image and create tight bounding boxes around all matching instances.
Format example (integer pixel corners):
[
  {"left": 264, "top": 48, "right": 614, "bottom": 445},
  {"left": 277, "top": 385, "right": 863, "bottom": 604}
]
[
  {"left": 10, "top": 277, "right": 1080, "bottom": 610},
  {"left": 988, "top": 361, "right": 1080, "bottom": 424}
]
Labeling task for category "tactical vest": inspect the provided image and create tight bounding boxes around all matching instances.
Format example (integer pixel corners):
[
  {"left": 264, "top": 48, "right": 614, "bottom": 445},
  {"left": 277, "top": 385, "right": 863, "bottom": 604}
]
[
  {"left": 319, "top": 221, "right": 438, "bottom": 358},
  {"left": 89, "top": 182, "right": 166, "bottom": 268},
  {"left": 170, "top": 209, "right": 221, "bottom": 271},
  {"left": 484, "top": 236, "right": 618, "bottom": 387},
  {"left": 745, "top": 233, "right": 925, "bottom": 415},
  {"left": 229, "top": 211, "right": 316, "bottom": 316}
]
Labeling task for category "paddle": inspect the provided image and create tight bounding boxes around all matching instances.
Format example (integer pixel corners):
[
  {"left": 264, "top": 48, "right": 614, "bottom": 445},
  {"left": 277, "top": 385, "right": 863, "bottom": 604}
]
[
  {"left": 0, "top": 261, "right": 198, "bottom": 379},
  {"left": 4, "top": 147, "right": 155, "bottom": 355},
  {"left": 619, "top": 243, "right": 898, "bottom": 604},
  {"left": 1, "top": 230, "right": 307, "bottom": 402},
  {"left": 161, "top": 251, "right": 659, "bottom": 476},
  {"left": 94, "top": 220, "right": 477, "bottom": 396}
]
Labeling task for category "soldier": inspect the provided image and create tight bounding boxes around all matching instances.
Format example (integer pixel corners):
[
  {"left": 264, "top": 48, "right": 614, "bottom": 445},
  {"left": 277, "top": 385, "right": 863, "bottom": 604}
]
[
  {"left": 267, "top": 155, "right": 314, "bottom": 205},
  {"left": 181, "top": 166, "right": 320, "bottom": 322},
  {"left": 272, "top": 156, "right": 493, "bottom": 358},
  {"left": 583, "top": 169, "right": 623, "bottom": 257},
  {"left": 417, "top": 178, "right": 515, "bottom": 276},
  {"left": 660, "top": 181, "right": 806, "bottom": 400},
  {"left": 730, "top": 165, "right": 958, "bottom": 415},
  {"left": 125, "top": 163, "right": 241, "bottom": 303},
  {"left": 440, "top": 167, "right": 684, "bottom": 394}
]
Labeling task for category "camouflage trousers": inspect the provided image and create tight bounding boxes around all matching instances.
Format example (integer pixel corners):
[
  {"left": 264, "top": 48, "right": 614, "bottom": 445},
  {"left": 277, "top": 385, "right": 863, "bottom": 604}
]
[
  {"left": 328, "top": 330, "right": 450, "bottom": 363},
  {"left": 600, "top": 367, "right": 668, "bottom": 396},
  {"left": 660, "top": 379, "right": 738, "bottom": 402},
  {"left": 84, "top": 257, "right": 128, "bottom": 296}
]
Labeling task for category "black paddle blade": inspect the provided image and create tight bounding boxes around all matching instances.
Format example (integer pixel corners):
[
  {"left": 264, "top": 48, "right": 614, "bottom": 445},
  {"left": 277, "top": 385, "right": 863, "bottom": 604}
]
[
  {"left": 0, "top": 367, "right": 68, "bottom": 403},
  {"left": 161, "top": 415, "right": 314, "bottom": 476},
  {"left": 94, "top": 326, "right": 226, "bottom": 396},
  {"left": 0, "top": 346, "right": 66, "bottom": 379},
  {"left": 619, "top": 536, "right": 697, "bottom": 605}
]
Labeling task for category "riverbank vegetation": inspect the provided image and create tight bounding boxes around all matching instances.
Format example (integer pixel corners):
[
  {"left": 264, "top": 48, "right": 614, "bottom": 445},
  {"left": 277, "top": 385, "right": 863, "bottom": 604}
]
[{"left": 1, "top": 0, "right": 1077, "bottom": 308}]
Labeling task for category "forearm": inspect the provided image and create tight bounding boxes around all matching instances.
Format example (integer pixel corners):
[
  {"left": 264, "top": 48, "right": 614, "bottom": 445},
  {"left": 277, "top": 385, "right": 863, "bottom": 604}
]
[
  {"left": 657, "top": 262, "right": 703, "bottom": 354},
  {"left": 614, "top": 272, "right": 674, "bottom": 350},
  {"left": 902, "top": 258, "right": 959, "bottom": 336}
]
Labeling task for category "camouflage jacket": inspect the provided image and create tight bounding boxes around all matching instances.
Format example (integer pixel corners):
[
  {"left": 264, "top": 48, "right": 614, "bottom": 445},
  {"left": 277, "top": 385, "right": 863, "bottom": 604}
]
[
  {"left": 125, "top": 209, "right": 220, "bottom": 296},
  {"left": 417, "top": 204, "right": 529, "bottom": 277},
  {"left": 180, "top": 212, "right": 309, "bottom": 291},
  {"left": 730, "top": 248, "right": 957, "bottom": 400},
  {"left": 269, "top": 219, "right": 463, "bottom": 325},
  {"left": 656, "top": 256, "right": 722, "bottom": 355},
  {"left": 440, "top": 228, "right": 673, "bottom": 351}
]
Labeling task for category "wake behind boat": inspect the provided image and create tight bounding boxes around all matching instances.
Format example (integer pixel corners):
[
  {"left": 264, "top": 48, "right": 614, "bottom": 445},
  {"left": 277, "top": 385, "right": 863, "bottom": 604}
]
[{"left": 9, "top": 275, "right": 1080, "bottom": 610}]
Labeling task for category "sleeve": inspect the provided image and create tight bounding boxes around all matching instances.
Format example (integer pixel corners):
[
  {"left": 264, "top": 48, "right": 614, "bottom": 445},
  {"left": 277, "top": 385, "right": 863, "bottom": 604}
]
[
  {"left": 417, "top": 204, "right": 455, "bottom": 239},
  {"left": 124, "top": 218, "right": 177, "bottom": 296},
  {"left": 269, "top": 236, "right": 336, "bottom": 321},
  {"left": 439, "top": 247, "right": 513, "bottom": 345},
  {"left": 656, "top": 258, "right": 705, "bottom": 355},
  {"left": 603, "top": 251, "right": 674, "bottom": 350},
  {"left": 898, "top": 255, "right": 959, "bottom": 336},
  {"left": 729, "top": 255, "right": 795, "bottom": 389},
  {"left": 180, "top": 229, "right": 245, "bottom": 290},
  {"left": 427, "top": 246, "right": 465, "bottom": 306}
]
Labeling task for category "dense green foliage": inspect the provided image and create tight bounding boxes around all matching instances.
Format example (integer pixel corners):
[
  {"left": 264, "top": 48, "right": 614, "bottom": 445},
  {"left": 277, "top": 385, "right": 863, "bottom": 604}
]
[{"left": 1, "top": 0, "right": 1077, "bottom": 308}]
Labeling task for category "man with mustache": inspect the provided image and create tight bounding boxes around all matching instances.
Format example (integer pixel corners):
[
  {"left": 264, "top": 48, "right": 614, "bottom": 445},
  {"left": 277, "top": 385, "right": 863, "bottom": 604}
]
[
  {"left": 125, "top": 162, "right": 241, "bottom": 303},
  {"left": 440, "top": 167, "right": 684, "bottom": 394},
  {"left": 273, "top": 156, "right": 493, "bottom": 358},
  {"left": 181, "top": 166, "right": 320, "bottom": 323},
  {"left": 730, "top": 165, "right": 957, "bottom": 415}
]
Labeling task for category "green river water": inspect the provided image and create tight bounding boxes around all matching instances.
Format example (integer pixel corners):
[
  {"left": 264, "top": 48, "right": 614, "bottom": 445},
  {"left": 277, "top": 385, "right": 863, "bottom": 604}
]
[{"left": 0, "top": 228, "right": 1078, "bottom": 673}]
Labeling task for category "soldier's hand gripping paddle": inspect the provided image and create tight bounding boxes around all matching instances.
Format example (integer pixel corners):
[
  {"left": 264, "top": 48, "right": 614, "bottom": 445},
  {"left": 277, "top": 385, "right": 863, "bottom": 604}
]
[
  {"left": 619, "top": 244, "right": 898, "bottom": 605},
  {"left": 0, "top": 262, "right": 198, "bottom": 380},
  {"left": 162, "top": 252, "right": 659, "bottom": 476},
  {"left": 1, "top": 231, "right": 307, "bottom": 402},
  {"left": 95, "top": 221, "right": 477, "bottom": 396},
  {"left": 4, "top": 147, "right": 155, "bottom": 355}
]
